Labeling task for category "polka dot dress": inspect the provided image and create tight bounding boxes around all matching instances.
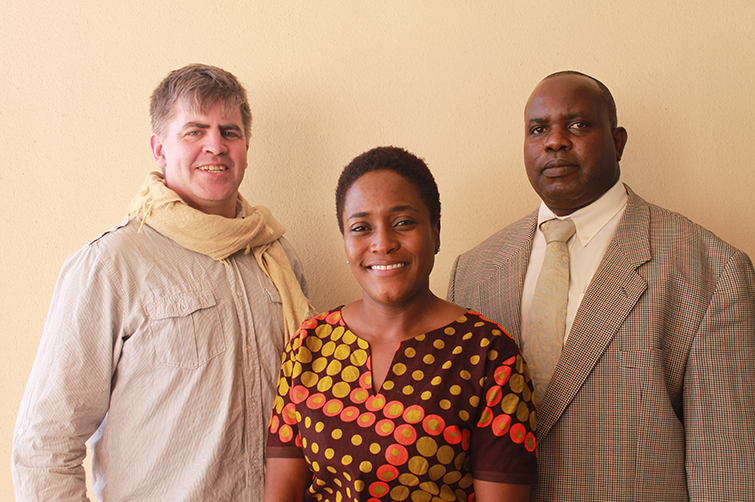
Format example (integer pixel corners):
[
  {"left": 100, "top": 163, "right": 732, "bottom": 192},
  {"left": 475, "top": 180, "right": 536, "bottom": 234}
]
[{"left": 267, "top": 308, "right": 538, "bottom": 502}]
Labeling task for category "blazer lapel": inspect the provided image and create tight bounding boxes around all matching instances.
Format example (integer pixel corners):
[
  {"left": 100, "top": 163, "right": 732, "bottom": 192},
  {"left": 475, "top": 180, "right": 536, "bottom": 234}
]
[{"left": 536, "top": 187, "right": 652, "bottom": 439}]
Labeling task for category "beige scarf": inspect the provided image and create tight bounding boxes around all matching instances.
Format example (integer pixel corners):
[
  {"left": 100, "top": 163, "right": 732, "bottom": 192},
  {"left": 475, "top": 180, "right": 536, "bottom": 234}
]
[{"left": 128, "top": 171, "right": 313, "bottom": 342}]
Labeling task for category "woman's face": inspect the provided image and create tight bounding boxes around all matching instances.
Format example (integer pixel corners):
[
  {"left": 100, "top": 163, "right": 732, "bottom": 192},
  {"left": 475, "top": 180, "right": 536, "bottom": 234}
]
[{"left": 342, "top": 170, "right": 440, "bottom": 307}]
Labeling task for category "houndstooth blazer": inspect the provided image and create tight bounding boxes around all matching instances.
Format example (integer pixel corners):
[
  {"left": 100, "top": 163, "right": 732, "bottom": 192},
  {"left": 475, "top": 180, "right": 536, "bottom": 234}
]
[{"left": 448, "top": 185, "right": 755, "bottom": 502}]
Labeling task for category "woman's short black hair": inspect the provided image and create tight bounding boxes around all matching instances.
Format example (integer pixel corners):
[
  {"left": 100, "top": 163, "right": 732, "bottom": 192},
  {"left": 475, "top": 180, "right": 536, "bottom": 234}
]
[{"left": 335, "top": 146, "right": 441, "bottom": 234}]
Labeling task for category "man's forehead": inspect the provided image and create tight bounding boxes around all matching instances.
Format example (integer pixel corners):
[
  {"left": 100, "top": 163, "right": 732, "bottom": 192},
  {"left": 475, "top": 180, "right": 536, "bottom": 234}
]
[
  {"left": 171, "top": 99, "right": 242, "bottom": 125},
  {"left": 525, "top": 75, "right": 605, "bottom": 119}
]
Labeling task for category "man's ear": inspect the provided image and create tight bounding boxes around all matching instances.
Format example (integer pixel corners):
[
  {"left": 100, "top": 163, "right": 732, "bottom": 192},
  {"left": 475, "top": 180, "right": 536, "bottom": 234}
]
[
  {"left": 613, "top": 126, "right": 628, "bottom": 161},
  {"left": 150, "top": 133, "right": 167, "bottom": 168}
]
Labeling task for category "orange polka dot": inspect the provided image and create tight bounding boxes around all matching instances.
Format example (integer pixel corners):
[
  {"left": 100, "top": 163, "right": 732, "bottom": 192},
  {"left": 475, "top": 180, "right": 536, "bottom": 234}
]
[
  {"left": 376, "top": 464, "right": 399, "bottom": 482},
  {"left": 349, "top": 387, "right": 369, "bottom": 404},
  {"left": 306, "top": 392, "right": 326, "bottom": 409},
  {"left": 383, "top": 400, "right": 405, "bottom": 419},
  {"left": 494, "top": 365, "right": 512, "bottom": 386},
  {"left": 290, "top": 385, "right": 309, "bottom": 404},
  {"left": 443, "top": 426, "right": 462, "bottom": 445},
  {"left": 282, "top": 403, "right": 298, "bottom": 425},
  {"left": 422, "top": 415, "right": 445, "bottom": 436},
  {"left": 357, "top": 412, "right": 376, "bottom": 428},
  {"left": 491, "top": 414, "right": 511, "bottom": 437},
  {"left": 323, "top": 399, "right": 344, "bottom": 417},
  {"left": 510, "top": 423, "right": 526, "bottom": 444},
  {"left": 394, "top": 424, "right": 417, "bottom": 445},
  {"left": 340, "top": 406, "right": 360, "bottom": 423},
  {"left": 375, "top": 419, "right": 395, "bottom": 437},
  {"left": 385, "top": 444, "right": 409, "bottom": 466},
  {"left": 525, "top": 432, "right": 537, "bottom": 452},
  {"left": 402, "top": 404, "right": 425, "bottom": 424}
]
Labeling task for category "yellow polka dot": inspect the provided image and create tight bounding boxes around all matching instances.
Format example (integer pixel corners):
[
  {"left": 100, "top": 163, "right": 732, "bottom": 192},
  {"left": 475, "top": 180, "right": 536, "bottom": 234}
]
[
  {"left": 311, "top": 461, "right": 320, "bottom": 472},
  {"left": 326, "top": 466, "right": 336, "bottom": 474},
  {"left": 321, "top": 341, "right": 336, "bottom": 357},
  {"left": 334, "top": 343, "right": 351, "bottom": 360},
  {"left": 325, "top": 448, "right": 335, "bottom": 459},
  {"left": 522, "top": 382, "right": 532, "bottom": 402},
  {"left": 315, "top": 421, "right": 325, "bottom": 433},
  {"left": 317, "top": 376, "right": 333, "bottom": 392},
  {"left": 369, "top": 443, "right": 381, "bottom": 454},
  {"left": 301, "top": 371, "right": 319, "bottom": 388},
  {"left": 356, "top": 338, "right": 369, "bottom": 350},
  {"left": 416, "top": 334, "right": 426, "bottom": 341},
  {"left": 393, "top": 362, "right": 407, "bottom": 375},
  {"left": 334, "top": 478, "right": 342, "bottom": 487},
  {"left": 452, "top": 346, "right": 463, "bottom": 355},
  {"left": 419, "top": 481, "right": 440, "bottom": 495},
  {"left": 487, "top": 349, "right": 499, "bottom": 361},
  {"left": 412, "top": 370, "right": 424, "bottom": 381},
  {"left": 458, "top": 410, "right": 469, "bottom": 421},
  {"left": 326, "top": 359, "right": 342, "bottom": 376},
  {"left": 509, "top": 373, "right": 525, "bottom": 393},
  {"left": 405, "top": 347, "right": 416, "bottom": 358},
  {"left": 383, "top": 380, "right": 395, "bottom": 390},
  {"left": 462, "top": 332, "right": 473, "bottom": 340},
  {"left": 439, "top": 399, "right": 451, "bottom": 410},
  {"left": 469, "top": 355, "right": 480, "bottom": 365},
  {"left": 312, "top": 357, "right": 327, "bottom": 373},
  {"left": 416, "top": 437, "right": 438, "bottom": 457},
  {"left": 343, "top": 330, "right": 357, "bottom": 345},
  {"left": 439, "top": 485, "right": 456, "bottom": 501},
  {"left": 279, "top": 379, "right": 290, "bottom": 396},
  {"left": 332, "top": 382, "right": 351, "bottom": 398},
  {"left": 390, "top": 486, "right": 410, "bottom": 501},
  {"left": 516, "top": 355, "right": 525, "bottom": 373},
  {"left": 330, "top": 326, "right": 345, "bottom": 341},
  {"left": 342, "top": 455, "right": 353, "bottom": 465},
  {"left": 430, "top": 376, "right": 442, "bottom": 386},
  {"left": 429, "top": 464, "right": 446, "bottom": 480},
  {"left": 316, "top": 323, "right": 334, "bottom": 337},
  {"left": 351, "top": 434, "right": 363, "bottom": 446},
  {"left": 402, "top": 385, "right": 414, "bottom": 395},
  {"left": 442, "top": 361, "right": 453, "bottom": 370},
  {"left": 501, "top": 393, "right": 520, "bottom": 414},
  {"left": 449, "top": 385, "right": 461, "bottom": 395},
  {"left": 480, "top": 338, "right": 490, "bottom": 347},
  {"left": 298, "top": 346, "right": 313, "bottom": 363},
  {"left": 423, "top": 354, "right": 435, "bottom": 365},
  {"left": 291, "top": 361, "right": 303, "bottom": 379},
  {"left": 398, "top": 472, "right": 420, "bottom": 486},
  {"left": 331, "top": 429, "right": 342, "bottom": 440},
  {"left": 517, "top": 401, "right": 530, "bottom": 422},
  {"left": 408, "top": 455, "right": 430, "bottom": 475},
  {"left": 311, "top": 442, "right": 319, "bottom": 453},
  {"left": 306, "top": 336, "right": 323, "bottom": 352},
  {"left": 359, "top": 461, "right": 373, "bottom": 473},
  {"left": 437, "top": 445, "right": 455, "bottom": 464},
  {"left": 433, "top": 339, "right": 446, "bottom": 350},
  {"left": 355, "top": 479, "right": 365, "bottom": 492},
  {"left": 420, "top": 391, "right": 432, "bottom": 400},
  {"left": 304, "top": 416, "right": 312, "bottom": 428},
  {"left": 459, "top": 370, "right": 471, "bottom": 381},
  {"left": 341, "top": 366, "right": 360, "bottom": 383},
  {"left": 469, "top": 396, "right": 480, "bottom": 407},
  {"left": 444, "top": 327, "right": 456, "bottom": 335},
  {"left": 443, "top": 470, "right": 462, "bottom": 484},
  {"left": 530, "top": 410, "right": 538, "bottom": 431}
]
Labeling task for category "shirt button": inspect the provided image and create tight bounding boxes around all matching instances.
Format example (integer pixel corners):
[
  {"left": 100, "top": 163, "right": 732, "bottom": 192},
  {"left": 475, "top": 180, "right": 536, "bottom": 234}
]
[{"left": 236, "top": 290, "right": 243, "bottom": 297}]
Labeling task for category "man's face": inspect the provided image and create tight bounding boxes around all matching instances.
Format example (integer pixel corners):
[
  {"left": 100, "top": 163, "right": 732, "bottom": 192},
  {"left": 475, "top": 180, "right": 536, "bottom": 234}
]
[
  {"left": 523, "top": 74, "right": 627, "bottom": 216},
  {"left": 150, "top": 100, "right": 249, "bottom": 218}
]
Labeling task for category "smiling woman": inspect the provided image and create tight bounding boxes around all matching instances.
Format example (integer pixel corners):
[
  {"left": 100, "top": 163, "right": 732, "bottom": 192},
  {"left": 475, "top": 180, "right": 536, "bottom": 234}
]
[{"left": 263, "top": 147, "right": 539, "bottom": 502}]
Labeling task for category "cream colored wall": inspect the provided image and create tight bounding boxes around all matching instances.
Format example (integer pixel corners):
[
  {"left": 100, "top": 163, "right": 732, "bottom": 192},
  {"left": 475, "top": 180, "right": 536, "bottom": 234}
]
[{"left": 2, "top": 1, "right": 753, "bottom": 499}]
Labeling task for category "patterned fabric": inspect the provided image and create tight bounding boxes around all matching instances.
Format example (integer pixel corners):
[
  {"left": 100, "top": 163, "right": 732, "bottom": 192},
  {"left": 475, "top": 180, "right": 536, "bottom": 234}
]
[
  {"left": 267, "top": 308, "right": 538, "bottom": 501},
  {"left": 524, "top": 218, "right": 575, "bottom": 406},
  {"left": 447, "top": 185, "right": 755, "bottom": 502}
]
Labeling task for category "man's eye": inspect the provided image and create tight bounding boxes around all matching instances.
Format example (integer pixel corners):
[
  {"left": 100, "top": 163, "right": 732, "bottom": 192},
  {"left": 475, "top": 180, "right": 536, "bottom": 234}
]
[
  {"left": 570, "top": 122, "right": 588, "bottom": 129},
  {"left": 395, "top": 219, "right": 416, "bottom": 227},
  {"left": 349, "top": 225, "right": 369, "bottom": 233},
  {"left": 223, "top": 131, "right": 240, "bottom": 138},
  {"left": 530, "top": 126, "right": 546, "bottom": 135}
]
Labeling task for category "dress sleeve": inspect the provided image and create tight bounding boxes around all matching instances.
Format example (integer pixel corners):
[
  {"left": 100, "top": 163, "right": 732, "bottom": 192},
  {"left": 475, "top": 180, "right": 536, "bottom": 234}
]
[
  {"left": 11, "top": 246, "right": 123, "bottom": 502},
  {"left": 470, "top": 323, "right": 538, "bottom": 485},
  {"left": 267, "top": 323, "right": 307, "bottom": 459}
]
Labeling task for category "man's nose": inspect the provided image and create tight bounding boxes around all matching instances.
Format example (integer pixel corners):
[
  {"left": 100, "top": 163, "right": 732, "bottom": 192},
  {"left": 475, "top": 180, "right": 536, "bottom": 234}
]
[
  {"left": 204, "top": 131, "right": 228, "bottom": 155},
  {"left": 545, "top": 126, "right": 572, "bottom": 151}
]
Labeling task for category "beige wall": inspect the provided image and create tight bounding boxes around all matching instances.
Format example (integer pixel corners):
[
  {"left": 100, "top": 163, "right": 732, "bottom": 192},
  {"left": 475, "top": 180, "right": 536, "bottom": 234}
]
[{"left": 2, "top": 1, "right": 753, "bottom": 499}]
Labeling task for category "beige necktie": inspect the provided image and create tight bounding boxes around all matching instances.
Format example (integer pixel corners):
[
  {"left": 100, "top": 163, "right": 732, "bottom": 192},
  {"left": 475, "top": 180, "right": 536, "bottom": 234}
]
[{"left": 525, "top": 218, "right": 576, "bottom": 407}]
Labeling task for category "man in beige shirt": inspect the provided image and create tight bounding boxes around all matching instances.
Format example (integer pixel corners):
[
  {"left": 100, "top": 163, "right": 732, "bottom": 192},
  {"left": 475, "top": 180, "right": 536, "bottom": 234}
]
[{"left": 12, "top": 64, "right": 312, "bottom": 501}]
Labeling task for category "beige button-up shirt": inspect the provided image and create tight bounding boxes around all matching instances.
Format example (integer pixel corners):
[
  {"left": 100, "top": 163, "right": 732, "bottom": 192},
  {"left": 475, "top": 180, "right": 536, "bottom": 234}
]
[{"left": 12, "top": 219, "right": 308, "bottom": 501}]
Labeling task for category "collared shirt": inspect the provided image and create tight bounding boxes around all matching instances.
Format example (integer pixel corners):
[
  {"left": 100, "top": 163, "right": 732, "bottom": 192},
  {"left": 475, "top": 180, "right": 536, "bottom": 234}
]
[
  {"left": 12, "top": 218, "right": 308, "bottom": 501},
  {"left": 521, "top": 181, "right": 628, "bottom": 346}
]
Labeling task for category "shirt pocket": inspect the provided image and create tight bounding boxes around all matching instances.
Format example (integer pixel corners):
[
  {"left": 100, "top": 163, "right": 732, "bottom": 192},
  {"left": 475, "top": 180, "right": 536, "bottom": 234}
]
[{"left": 146, "top": 290, "right": 227, "bottom": 369}]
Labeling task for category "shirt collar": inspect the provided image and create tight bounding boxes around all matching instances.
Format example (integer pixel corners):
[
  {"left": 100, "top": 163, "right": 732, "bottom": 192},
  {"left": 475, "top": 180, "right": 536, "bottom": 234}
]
[{"left": 537, "top": 180, "right": 628, "bottom": 247}]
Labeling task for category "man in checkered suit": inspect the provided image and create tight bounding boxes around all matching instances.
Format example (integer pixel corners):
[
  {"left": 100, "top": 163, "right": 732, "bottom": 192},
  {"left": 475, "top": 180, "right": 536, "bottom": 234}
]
[{"left": 448, "top": 71, "right": 755, "bottom": 501}]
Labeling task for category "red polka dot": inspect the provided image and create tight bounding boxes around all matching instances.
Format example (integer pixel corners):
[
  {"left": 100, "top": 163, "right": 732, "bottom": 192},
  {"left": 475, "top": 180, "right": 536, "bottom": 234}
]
[
  {"left": 368, "top": 481, "right": 390, "bottom": 498},
  {"left": 290, "top": 385, "right": 309, "bottom": 404},
  {"left": 365, "top": 394, "right": 387, "bottom": 412},
  {"left": 359, "top": 371, "right": 373, "bottom": 390},
  {"left": 340, "top": 406, "right": 360, "bottom": 423},
  {"left": 494, "top": 365, "right": 512, "bottom": 386},
  {"left": 325, "top": 310, "right": 342, "bottom": 325},
  {"left": 491, "top": 414, "right": 511, "bottom": 437},
  {"left": 384, "top": 444, "right": 409, "bottom": 465},
  {"left": 402, "top": 404, "right": 425, "bottom": 423},
  {"left": 282, "top": 403, "right": 298, "bottom": 425},
  {"left": 443, "top": 425, "right": 462, "bottom": 445},
  {"left": 510, "top": 423, "right": 526, "bottom": 444},
  {"left": 269, "top": 415, "right": 280, "bottom": 433},
  {"left": 503, "top": 355, "right": 516, "bottom": 365},
  {"left": 477, "top": 407, "right": 494, "bottom": 428},
  {"left": 278, "top": 424, "right": 294, "bottom": 443},
  {"left": 323, "top": 399, "right": 344, "bottom": 417},
  {"left": 422, "top": 414, "right": 446, "bottom": 436},
  {"left": 485, "top": 385, "right": 503, "bottom": 407},
  {"left": 375, "top": 419, "right": 395, "bottom": 437},
  {"left": 306, "top": 393, "right": 327, "bottom": 410},
  {"left": 462, "top": 428, "right": 471, "bottom": 450},
  {"left": 525, "top": 432, "right": 537, "bottom": 452},
  {"left": 382, "top": 400, "right": 404, "bottom": 419},
  {"left": 357, "top": 412, "right": 376, "bottom": 428},
  {"left": 394, "top": 424, "right": 417, "bottom": 445},
  {"left": 301, "top": 318, "right": 318, "bottom": 330},
  {"left": 349, "top": 387, "right": 369, "bottom": 404},
  {"left": 376, "top": 464, "right": 399, "bottom": 482}
]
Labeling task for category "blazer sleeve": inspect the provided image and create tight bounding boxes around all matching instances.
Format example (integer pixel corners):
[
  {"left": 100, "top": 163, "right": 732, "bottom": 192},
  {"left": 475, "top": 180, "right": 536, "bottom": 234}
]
[{"left": 683, "top": 249, "right": 755, "bottom": 500}]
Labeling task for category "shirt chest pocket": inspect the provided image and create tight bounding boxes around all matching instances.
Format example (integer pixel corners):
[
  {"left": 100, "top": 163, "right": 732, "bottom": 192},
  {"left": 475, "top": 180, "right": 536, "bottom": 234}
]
[{"left": 146, "top": 290, "right": 227, "bottom": 369}]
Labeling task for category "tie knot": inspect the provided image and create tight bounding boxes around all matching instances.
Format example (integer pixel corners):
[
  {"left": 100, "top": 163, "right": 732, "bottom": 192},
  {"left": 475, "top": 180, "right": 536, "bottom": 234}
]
[{"left": 540, "top": 218, "right": 576, "bottom": 244}]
